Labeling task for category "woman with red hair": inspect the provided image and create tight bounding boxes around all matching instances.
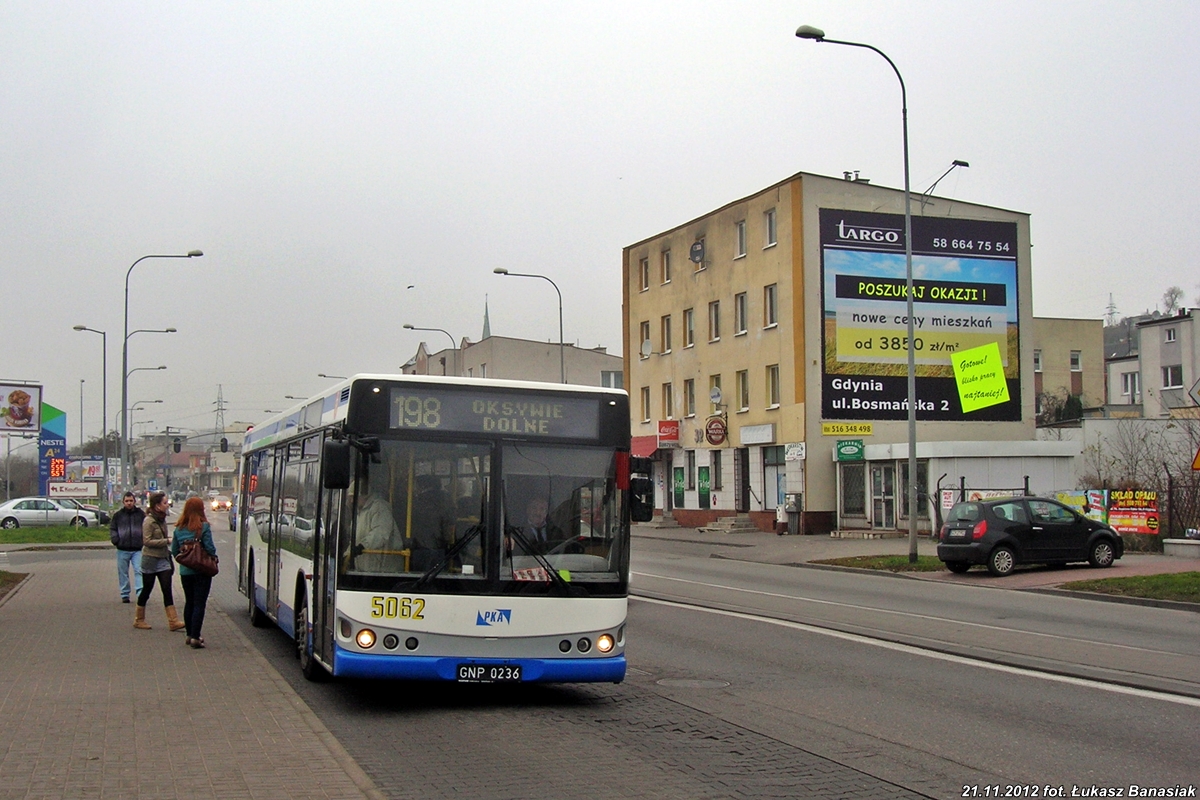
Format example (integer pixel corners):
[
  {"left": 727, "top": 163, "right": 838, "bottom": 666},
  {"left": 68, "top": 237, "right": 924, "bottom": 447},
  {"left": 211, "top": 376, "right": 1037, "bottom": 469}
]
[{"left": 170, "top": 497, "right": 218, "bottom": 648}]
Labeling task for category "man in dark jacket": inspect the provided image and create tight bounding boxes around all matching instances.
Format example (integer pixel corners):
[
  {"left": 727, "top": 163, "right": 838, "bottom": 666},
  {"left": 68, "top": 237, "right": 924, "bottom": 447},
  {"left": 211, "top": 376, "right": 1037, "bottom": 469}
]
[{"left": 109, "top": 492, "right": 145, "bottom": 602}]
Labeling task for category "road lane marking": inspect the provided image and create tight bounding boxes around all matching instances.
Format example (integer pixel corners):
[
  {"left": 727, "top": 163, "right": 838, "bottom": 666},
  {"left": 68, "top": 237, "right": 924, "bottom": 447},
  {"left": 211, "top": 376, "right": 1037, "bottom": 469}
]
[
  {"left": 633, "top": 570, "right": 1189, "bottom": 658},
  {"left": 635, "top": 595, "right": 1200, "bottom": 709}
]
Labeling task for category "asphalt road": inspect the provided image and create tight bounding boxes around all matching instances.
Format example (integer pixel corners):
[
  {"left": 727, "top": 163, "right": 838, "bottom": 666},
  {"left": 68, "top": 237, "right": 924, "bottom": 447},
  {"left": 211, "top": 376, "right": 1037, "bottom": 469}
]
[{"left": 199, "top": 522, "right": 1200, "bottom": 798}]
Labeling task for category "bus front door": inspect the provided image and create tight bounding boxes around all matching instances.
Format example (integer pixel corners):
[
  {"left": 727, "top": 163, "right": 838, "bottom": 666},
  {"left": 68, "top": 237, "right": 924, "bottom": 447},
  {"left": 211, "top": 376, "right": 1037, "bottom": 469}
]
[{"left": 314, "top": 487, "right": 341, "bottom": 666}]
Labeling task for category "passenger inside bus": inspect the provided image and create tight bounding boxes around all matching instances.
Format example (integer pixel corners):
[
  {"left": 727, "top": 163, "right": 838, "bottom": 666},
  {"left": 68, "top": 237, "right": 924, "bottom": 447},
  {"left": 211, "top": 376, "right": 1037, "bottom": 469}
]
[
  {"left": 350, "top": 479, "right": 407, "bottom": 573},
  {"left": 409, "top": 475, "right": 454, "bottom": 571}
]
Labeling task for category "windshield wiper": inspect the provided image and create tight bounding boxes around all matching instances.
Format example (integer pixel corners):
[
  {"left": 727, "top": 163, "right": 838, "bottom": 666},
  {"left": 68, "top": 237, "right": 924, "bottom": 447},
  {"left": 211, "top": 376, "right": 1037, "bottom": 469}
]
[{"left": 400, "top": 524, "right": 486, "bottom": 591}]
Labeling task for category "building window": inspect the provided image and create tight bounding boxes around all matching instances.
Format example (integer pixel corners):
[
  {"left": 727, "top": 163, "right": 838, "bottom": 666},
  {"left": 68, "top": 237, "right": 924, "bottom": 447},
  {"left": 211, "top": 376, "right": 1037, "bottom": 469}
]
[
  {"left": 639, "top": 258, "right": 649, "bottom": 291},
  {"left": 736, "top": 370, "right": 749, "bottom": 411},
  {"left": 683, "top": 308, "right": 695, "bottom": 347},
  {"left": 601, "top": 370, "right": 623, "bottom": 389},
  {"left": 764, "top": 208, "right": 777, "bottom": 247},
  {"left": 1166, "top": 328, "right": 1177, "bottom": 343},
  {"left": 711, "top": 450, "right": 723, "bottom": 489},
  {"left": 639, "top": 321, "right": 651, "bottom": 358},
  {"left": 683, "top": 379, "right": 696, "bottom": 417},
  {"left": 481, "top": 363, "right": 487, "bottom": 378},
  {"left": 660, "top": 250, "right": 671, "bottom": 284},
  {"left": 766, "top": 364, "right": 780, "bottom": 408},
  {"left": 686, "top": 449, "right": 696, "bottom": 490},
  {"left": 710, "top": 374, "right": 722, "bottom": 413},
  {"left": 661, "top": 315, "right": 672, "bottom": 354},
  {"left": 708, "top": 301, "right": 721, "bottom": 341},
  {"left": 764, "top": 284, "right": 777, "bottom": 327},
  {"left": 640, "top": 387, "right": 650, "bottom": 422},
  {"left": 735, "top": 220, "right": 747, "bottom": 258},
  {"left": 734, "top": 293, "right": 748, "bottom": 335},
  {"left": 1033, "top": 350, "right": 1042, "bottom": 372},
  {"left": 694, "top": 238, "right": 706, "bottom": 271},
  {"left": 1163, "top": 364, "right": 1183, "bottom": 388},
  {"left": 662, "top": 383, "right": 674, "bottom": 419},
  {"left": 1070, "top": 350, "right": 1082, "bottom": 372},
  {"left": 1121, "top": 371, "right": 1140, "bottom": 398}
]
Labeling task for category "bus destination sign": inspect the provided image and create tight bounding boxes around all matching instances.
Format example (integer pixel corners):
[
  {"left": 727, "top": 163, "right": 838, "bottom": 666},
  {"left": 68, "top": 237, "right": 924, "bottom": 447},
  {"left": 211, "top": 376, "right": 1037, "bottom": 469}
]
[{"left": 389, "top": 388, "right": 599, "bottom": 438}]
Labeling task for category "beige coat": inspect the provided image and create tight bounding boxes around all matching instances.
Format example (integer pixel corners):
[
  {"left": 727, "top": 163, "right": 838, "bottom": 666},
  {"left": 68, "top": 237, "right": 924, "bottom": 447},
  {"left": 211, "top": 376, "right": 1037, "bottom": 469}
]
[{"left": 141, "top": 514, "right": 171, "bottom": 560}]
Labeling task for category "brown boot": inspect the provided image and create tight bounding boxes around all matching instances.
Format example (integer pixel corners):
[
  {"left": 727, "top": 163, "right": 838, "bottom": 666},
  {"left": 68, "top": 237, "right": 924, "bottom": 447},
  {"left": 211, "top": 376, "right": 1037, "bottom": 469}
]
[
  {"left": 133, "top": 605, "right": 152, "bottom": 630},
  {"left": 165, "top": 605, "right": 186, "bottom": 632}
]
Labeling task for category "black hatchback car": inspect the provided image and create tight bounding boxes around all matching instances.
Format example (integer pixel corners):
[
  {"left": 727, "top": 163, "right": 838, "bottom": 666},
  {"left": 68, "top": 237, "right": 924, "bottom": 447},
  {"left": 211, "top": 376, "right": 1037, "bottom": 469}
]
[{"left": 937, "top": 496, "right": 1123, "bottom": 576}]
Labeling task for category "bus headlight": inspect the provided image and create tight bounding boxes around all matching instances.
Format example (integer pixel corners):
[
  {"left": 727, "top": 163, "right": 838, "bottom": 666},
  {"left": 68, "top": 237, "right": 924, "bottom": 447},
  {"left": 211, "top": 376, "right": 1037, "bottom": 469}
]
[
  {"left": 356, "top": 628, "right": 376, "bottom": 648},
  {"left": 596, "top": 634, "right": 615, "bottom": 653}
]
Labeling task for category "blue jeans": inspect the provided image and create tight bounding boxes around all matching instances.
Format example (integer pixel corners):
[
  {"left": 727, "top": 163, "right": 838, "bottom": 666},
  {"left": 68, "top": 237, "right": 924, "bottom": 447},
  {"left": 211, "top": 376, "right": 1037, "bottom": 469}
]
[{"left": 116, "top": 550, "right": 143, "bottom": 599}]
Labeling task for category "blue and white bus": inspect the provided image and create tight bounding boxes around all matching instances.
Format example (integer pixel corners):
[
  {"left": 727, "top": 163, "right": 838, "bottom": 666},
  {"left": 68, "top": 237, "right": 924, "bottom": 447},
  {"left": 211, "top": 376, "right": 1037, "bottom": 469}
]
[{"left": 235, "top": 374, "right": 650, "bottom": 683}]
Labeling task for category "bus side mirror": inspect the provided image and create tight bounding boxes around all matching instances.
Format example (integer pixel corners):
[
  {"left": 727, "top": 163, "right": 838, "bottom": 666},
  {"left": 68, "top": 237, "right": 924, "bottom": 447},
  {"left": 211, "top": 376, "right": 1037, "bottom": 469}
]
[
  {"left": 630, "top": 476, "right": 654, "bottom": 522},
  {"left": 322, "top": 439, "right": 351, "bottom": 489}
]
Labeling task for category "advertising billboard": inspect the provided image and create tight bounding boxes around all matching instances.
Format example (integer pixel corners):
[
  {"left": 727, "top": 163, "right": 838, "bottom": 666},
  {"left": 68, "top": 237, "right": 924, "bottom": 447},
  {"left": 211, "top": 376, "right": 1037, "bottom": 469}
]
[
  {"left": 820, "top": 209, "right": 1021, "bottom": 421},
  {"left": 1, "top": 383, "right": 42, "bottom": 434}
]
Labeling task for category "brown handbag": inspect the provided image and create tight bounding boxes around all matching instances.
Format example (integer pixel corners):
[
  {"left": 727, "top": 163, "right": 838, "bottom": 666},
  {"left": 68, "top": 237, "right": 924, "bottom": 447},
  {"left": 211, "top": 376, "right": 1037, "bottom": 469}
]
[{"left": 176, "top": 533, "right": 219, "bottom": 577}]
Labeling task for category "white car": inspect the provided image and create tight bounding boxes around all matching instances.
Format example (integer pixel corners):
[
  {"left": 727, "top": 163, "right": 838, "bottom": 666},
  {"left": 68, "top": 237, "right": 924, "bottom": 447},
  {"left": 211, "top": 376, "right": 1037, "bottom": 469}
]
[{"left": 0, "top": 496, "right": 100, "bottom": 528}]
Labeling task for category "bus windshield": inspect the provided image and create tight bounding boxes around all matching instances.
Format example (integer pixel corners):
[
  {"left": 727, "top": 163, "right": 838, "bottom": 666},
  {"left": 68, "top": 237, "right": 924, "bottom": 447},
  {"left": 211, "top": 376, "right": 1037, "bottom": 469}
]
[
  {"left": 501, "top": 443, "right": 625, "bottom": 584},
  {"left": 341, "top": 439, "right": 492, "bottom": 583}
]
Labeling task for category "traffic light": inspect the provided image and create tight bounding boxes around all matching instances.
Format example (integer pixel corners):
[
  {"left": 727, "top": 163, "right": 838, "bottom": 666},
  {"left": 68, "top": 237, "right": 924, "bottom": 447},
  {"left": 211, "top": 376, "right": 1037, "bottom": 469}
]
[
  {"left": 173, "top": 437, "right": 182, "bottom": 453},
  {"left": 220, "top": 437, "right": 228, "bottom": 453}
]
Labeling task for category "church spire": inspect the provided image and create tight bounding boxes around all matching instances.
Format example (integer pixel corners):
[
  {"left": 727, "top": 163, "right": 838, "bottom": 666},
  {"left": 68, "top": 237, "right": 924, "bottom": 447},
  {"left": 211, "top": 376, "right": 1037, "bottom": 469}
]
[{"left": 482, "top": 295, "right": 491, "bottom": 340}]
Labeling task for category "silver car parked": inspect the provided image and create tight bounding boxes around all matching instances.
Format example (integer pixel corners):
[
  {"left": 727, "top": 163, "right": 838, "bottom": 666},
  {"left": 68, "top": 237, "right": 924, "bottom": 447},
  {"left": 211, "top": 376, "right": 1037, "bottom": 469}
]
[{"left": 0, "top": 496, "right": 99, "bottom": 528}]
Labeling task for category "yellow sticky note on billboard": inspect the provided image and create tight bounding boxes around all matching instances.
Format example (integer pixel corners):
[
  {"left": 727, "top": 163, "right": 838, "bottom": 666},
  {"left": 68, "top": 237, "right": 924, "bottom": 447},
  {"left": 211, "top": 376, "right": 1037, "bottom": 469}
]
[{"left": 951, "top": 342, "right": 1010, "bottom": 413}]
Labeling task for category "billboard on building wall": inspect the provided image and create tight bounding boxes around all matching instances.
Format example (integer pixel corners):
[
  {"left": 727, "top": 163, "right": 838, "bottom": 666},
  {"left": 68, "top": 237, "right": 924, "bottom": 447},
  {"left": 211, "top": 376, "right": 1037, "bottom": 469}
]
[{"left": 819, "top": 209, "right": 1021, "bottom": 421}]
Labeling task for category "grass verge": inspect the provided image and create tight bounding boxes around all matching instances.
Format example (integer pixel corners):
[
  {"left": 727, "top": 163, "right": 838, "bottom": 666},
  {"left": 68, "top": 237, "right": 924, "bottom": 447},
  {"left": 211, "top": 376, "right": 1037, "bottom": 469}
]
[
  {"left": 0, "top": 526, "right": 111, "bottom": 545},
  {"left": 811, "top": 554, "right": 947, "bottom": 572},
  {"left": 1058, "top": 572, "right": 1200, "bottom": 604},
  {"left": 0, "top": 570, "right": 29, "bottom": 603}
]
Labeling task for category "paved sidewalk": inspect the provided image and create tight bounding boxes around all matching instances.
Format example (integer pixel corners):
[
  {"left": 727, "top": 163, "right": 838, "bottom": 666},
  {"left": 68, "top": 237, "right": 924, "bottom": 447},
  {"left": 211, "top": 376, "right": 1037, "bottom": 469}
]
[
  {"left": 633, "top": 523, "right": 1200, "bottom": 592},
  {"left": 0, "top": 553, "right": 382, "bottom": 800}
]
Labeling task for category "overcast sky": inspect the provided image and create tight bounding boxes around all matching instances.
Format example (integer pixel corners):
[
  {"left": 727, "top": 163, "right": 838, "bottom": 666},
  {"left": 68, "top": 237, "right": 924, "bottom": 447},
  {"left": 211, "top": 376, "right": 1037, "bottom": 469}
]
[{"left": 3, "top": 1, "right": 1197, "bottom": 449}]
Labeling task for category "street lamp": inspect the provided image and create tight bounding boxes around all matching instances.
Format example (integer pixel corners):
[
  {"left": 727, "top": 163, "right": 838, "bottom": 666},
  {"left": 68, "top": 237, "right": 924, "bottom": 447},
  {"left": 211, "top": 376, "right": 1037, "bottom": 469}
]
[
  {"left": 284, "top": 395, "right": 307, "bottom": 400},
  {"left": 403, "top": 324, "right": 459, "bottom": 377},
  {"left": 122, "top": 251, "right": 202, "bottom": 489},
  {"left": 795, "top": 25, "right": 919, "bottom": 562},
  {"left": 493, "top": 268, "right": 565, "bottom": 383},
  {"left": 72, "top": 325, "right": 108, "bottom": 495},
  {"left": 317, "top": 373, "right": 347, "bottom": 381}
]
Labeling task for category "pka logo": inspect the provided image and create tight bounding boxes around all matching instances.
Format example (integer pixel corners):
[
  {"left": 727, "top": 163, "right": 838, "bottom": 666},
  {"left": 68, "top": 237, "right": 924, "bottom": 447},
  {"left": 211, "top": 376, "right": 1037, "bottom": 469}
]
[{"left": 476, "top": 609, "right": 512, "bottom": 626}]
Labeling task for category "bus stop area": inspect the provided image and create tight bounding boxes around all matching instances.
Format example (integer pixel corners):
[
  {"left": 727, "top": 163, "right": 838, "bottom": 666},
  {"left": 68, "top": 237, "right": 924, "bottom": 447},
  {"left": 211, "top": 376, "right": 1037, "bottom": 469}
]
[{"left": 0, "top": 547, "right": 383, "bottom": 800}]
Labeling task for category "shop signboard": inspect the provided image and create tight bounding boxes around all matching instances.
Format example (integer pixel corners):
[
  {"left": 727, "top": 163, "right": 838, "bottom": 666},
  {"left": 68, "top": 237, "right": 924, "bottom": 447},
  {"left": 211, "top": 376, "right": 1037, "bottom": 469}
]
[
  {"left": 697, "top": 466, "right": 710, "bottom": 509},
  {"left": 1055, "top": 490, "right": 1108, "bottom": 524},
  {"left": 835, "top": 439, "right": 864, "bottom": 461},
  {"left": 658, "top": 419, "right": 680, "bottom": 449},
  {"left": 672, "top": 467, "right": 685, "bottom": 509},
  {"left": 819, "top": 209, "right": 1020, "bottom": 421},
  {"left": 1106, "top": 490, "right": 1159, "bottom": 535}
]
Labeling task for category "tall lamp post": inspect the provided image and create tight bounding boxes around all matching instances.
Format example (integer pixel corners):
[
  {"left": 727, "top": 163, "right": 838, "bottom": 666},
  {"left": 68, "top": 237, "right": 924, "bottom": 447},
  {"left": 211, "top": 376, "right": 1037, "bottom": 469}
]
[
  {"left": 72, "top": 325, "right": 108, "bottom": 497},
  {"left": 493, "top": 268, "right": 565, "bottom": 383},
  {"left": 403, "top": 324, "right": 459, "bottom": 377},
  {"left": 795, "top": 25, "right": 919, "bottom": 562},
  {"left": 122, "top": 251, "right": 202, "bottom": 489}
]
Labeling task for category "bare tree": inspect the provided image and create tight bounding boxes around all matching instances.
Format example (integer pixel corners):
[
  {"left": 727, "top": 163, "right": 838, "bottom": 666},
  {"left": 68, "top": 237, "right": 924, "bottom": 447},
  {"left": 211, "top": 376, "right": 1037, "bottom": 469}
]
[{"left": 1162, "top": 285, "right": 1184, "bottom": 314}]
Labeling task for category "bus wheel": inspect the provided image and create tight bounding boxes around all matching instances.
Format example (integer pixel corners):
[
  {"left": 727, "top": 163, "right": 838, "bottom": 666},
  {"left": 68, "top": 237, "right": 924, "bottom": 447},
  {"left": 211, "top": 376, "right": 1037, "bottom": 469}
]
[
  {"left": 295, "top": 591, "right": 326, "bottom": 682},
  {"left": 247, "top": 558, "right": 268, "bottom": 628}
]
